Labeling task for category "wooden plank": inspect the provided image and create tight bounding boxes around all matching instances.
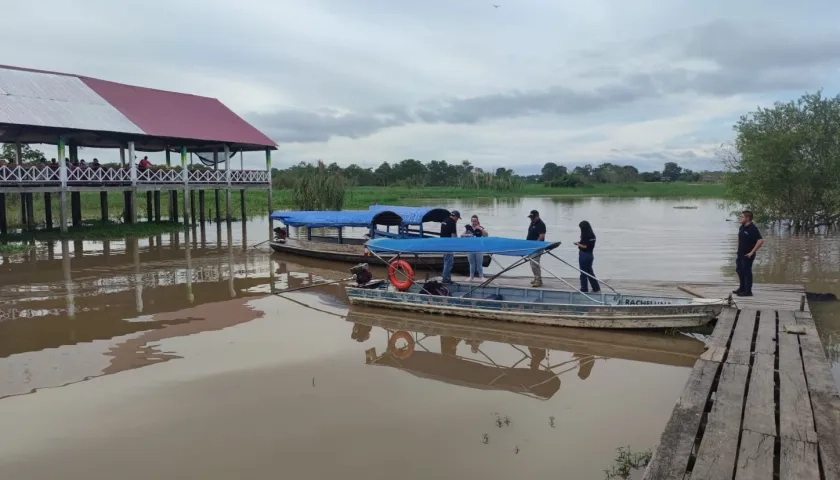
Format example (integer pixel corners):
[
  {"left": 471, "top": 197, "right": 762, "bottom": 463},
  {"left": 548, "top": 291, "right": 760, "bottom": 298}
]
[
  {"left": 706, "top": 308, "right": 738, "bottom": 348},
  {"left": 742, "top": 353, "right": 776, "bottom": 436},
  {"left": 691, "top": 363, "right": 749, "bottom": 479},
  {"left": 777, "top": 311, "right": 819, "bottom": 444},
  {"left": 727, "top": 309, "right": 757, "bottom": 366},
  {"left": 754, "top": 309, "right": 776, "bottom": 355},
  {"left": 735, "top": 430, "right": 774, "bottom": 480},
  {"left": 799, "top": 332, "right": 840, "bottom": 396},
  {"left": 643, "top": 359, "right": 720, "bottom": 480},
  {"left": 780, "top": 438, "right": 820, "bottom": 480},
  {"left": 810, "top": 391, "right": 840, "bottom": 480}
]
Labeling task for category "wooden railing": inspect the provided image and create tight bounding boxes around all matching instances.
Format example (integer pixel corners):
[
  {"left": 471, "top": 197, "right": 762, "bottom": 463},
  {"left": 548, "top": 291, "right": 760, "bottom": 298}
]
[{"left": 0, "top": 165, "right": 270, "bottom": 188}]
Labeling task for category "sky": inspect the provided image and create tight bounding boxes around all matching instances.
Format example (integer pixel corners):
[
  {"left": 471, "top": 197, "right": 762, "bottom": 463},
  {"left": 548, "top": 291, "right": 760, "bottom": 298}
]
[{"left": 2, "top": 0, "right": 839, "bottom": 174}]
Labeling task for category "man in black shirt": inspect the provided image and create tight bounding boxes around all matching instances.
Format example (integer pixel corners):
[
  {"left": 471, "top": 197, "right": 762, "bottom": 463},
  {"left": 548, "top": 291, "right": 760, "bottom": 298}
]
[
  {"left": 734, "top": 210, "right": 764, "bottom": 297},
  {"left": 526, "top": 210, "right": 547, "bottom": 287},
  {"left": 440, "top": 210, "right": 460, "bottom": 283}
]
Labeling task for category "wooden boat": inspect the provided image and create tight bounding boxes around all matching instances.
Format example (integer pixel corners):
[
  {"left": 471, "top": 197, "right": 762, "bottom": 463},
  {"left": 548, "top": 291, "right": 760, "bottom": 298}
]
[
  {"left": 269, "top": 207, "right": 490, "bottom": 274},
  {"left": 345, "top": 237, "right": 731, "bottom": 329}
]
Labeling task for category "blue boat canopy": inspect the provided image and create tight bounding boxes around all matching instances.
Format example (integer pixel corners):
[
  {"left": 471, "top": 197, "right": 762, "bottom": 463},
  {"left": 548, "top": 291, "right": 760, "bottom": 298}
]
[
  {"left": 366, "top": 237, "right": 560, "bottom": 257},
  {"left": 270, "top": 210, "right": 402, "bottom": 228},
  {"left": 369, "top": 205, "right": 451, "bottom": 225}
]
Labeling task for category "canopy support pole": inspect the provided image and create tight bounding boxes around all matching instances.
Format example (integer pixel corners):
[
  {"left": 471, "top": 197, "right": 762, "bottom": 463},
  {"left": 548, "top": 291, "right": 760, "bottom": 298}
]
[{"left": 546, "top": 251, "right": 619, "bottom": 295}]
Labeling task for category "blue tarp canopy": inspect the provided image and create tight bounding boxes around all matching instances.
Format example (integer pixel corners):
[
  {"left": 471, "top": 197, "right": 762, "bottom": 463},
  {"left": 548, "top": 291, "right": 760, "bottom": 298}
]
[
  {"left": 366, "top": 237, "right": 560, "bottom": 257},
  {"left": 270, "top": 210, "right": 402, "bottom": 228},
  {"left": 369, "top": 205, "right": 451, "bottom": 225}
]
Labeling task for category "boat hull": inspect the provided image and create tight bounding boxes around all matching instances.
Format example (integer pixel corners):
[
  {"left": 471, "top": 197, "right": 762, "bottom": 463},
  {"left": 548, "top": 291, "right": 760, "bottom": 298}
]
[
  {"left": 345, "top": 284, "right": 726, "bottom": 329},
  {"left": 270, "top": 240, "right": 490, "bottom": 274}
]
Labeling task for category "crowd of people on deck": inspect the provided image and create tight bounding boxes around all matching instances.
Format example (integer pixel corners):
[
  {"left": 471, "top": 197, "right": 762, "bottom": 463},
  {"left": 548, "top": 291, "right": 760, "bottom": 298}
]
[
  {"left": 0, "top": 155, "right": 156, "bottom": 172},
  {"left": 438, "top": 207, "right": 763, "bottom": 296}
]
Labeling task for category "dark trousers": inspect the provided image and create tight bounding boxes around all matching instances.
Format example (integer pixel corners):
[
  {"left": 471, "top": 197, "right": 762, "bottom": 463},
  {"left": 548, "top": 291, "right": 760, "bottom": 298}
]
[
  {"left": 736, "top": 255, "right": 755, "bottom": 293},
  {"left": 579, "top": 251, "right": 600, "bottom": 292}
]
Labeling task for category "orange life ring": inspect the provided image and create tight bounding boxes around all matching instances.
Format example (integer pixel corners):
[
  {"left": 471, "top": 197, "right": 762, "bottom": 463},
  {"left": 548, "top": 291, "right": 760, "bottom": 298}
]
[
  {"left": 388, "top": 260, "right": 415, "bottom": 291},
  {"left": 388, "top": 331, "right": 415, "bottom": 359}
]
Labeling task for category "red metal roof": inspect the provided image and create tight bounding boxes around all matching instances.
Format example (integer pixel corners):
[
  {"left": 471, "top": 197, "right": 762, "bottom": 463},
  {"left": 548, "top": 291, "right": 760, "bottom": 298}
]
[{"left": 0, "top": 64, "right": 276, "bottom": 150}]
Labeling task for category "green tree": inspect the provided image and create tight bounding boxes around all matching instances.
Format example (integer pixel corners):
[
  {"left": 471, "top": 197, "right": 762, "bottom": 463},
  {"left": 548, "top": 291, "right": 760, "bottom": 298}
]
[
  {"left": 291, "top": 160, "right": 345, "bottom": 210},
  {"left": 0, "top": 143, "right": 47, "bottom": 164},
  {"left": 724, "top": 90, "right": 840, "bottom": 230},
  {"left": 541, "top": 162, "right": 567, "bottom": 183},
  {"left": 662, "top": 162, "right": 682, "bottom": 181}
]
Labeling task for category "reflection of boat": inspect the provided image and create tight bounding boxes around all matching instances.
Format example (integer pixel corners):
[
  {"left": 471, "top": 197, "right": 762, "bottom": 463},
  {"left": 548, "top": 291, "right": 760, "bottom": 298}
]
[
  {"left": 347, "top": 237, "right": 730, "bottom": 329},
  {"left": 268, "top": 207, "right": 490, "bottom": 274},
  {"left": 348, "top": 308, "right": 706, "bottom": 369}
]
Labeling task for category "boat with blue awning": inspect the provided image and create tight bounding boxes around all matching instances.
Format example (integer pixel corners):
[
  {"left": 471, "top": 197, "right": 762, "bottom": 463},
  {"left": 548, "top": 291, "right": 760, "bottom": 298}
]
[
  {"left": 268, "top": 207, "right": 491, "bottom": 273},
  {"left": 345, "top": 237, "right": 731, "bottom": 329}
]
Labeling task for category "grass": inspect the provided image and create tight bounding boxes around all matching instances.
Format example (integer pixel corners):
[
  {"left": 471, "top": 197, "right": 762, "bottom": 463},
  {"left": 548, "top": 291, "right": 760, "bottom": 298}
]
[
  {"left": 604, "top": 446, "right": 653, "bottom": 479},
  {"left": 0, "top": 242, "right": 31, "bottom": 256},
  {"left": 0, "top": 182, "right": 725, "bottom": 231},
  {"left": 1, "top": 220, "right": 183, "bottom": 242}
]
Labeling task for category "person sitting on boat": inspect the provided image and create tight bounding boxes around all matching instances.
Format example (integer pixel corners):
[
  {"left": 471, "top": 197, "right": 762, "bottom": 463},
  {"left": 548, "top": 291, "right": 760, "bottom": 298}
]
[
  {"left": 526, "top": 210, "right": 546, "bottom": 287},
  {"left": 460, "top": 214, "right": 488, "bottom": 282},
  {"left": 440, "top": 210, "right": 461, "bottom": 283},
  {"left": 574, "top": 220, "right": 600, "bottom": 293}
]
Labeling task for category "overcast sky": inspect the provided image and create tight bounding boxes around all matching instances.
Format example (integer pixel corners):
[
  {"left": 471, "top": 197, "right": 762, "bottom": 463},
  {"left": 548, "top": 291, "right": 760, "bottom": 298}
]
[{"left": 2, "top": 0, "right": 838, "bottom": 174}]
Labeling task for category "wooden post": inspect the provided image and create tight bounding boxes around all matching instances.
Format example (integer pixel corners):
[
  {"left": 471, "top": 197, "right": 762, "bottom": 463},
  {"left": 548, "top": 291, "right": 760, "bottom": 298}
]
[
  {"left": 128, "top": 141, "right": 137, "bottom": 224},
  {"left": 224, "top": 145, "right": 232, "bottom": 222},
  {"left": 100, "top": 191, "right": 108, "bottom": 222},
  {"left": 25, "top": 194, "right": 35, "bottom": 231},
  {"left": 213, "top": 149, "right": 221, "bottom": 222},
  {"left": 153, "top": 191, "right": 161, "bottom": 222},
  {"left": 146, "top": 191, "right": 153, "bottom": 222},
  {"left": 181, "top": 146, "right": 190, "bottom": 226},
  {"left": 58, "top": 136, "right": 68, "bottom": 233},
  {"left": 240, "top": 189, "right": 246, "bottom": 222},
  {"left": 199, "top": 190, "right": 206, "bottom": 224},
  {"left": 71, "top": 192, "right": 81, "bottom": 227},
  {"left": 44, "top": 193, "right": 53, "bottom": 229},
  {"left": 19, "top": 193, "right": 27, "bottom": 228},
  {"left": 172, "top": 190, "right": 179, "bottom": 221},
  {"left": 0, "top": 193, "right": 6, "bottom": 235},
  {"left": 166, "top": 150, "right": 174, "bottom": 219},
  {"left": 266, "top": 149, "right": 273, "bottom": 235},
  {"left": 123, "top": 191, "right": 133, "bottom": 224}
]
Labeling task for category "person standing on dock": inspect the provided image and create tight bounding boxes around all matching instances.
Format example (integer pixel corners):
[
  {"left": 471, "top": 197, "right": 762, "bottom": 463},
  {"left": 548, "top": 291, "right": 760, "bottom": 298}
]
[
  {"left": 526, "top": 210, "right": 547, "bottom": 287},
  {"left": 440, "top": 210, "right": 460, "bottom": 283},
  {"left": 734, "top": 210, "right": 764, "bottom": 297}
]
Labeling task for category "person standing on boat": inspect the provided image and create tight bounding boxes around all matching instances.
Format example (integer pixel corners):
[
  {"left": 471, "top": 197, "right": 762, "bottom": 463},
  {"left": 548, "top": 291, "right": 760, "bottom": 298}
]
[
  {"left": 734, "top": 210, "right": 764, "bottom": 297},
  {"left": 440, "top": 210, "right": 461, "bottom": 283},
  {"left": 526, "top": 210, "right": 546, "bottom": 287},
  {"left": 574, "top": 221, "right": 600, "bottom": 293},
  {"left": 461, "top": 214, "right": 488, "bottom": 282}
]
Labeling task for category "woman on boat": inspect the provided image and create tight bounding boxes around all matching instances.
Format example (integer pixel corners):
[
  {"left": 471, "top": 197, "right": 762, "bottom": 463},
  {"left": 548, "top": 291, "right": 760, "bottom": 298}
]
[
  {"left": 574, "top": 221, "right": 600, "bottom": 293},
  {"left": 461, "top": 215, "right": 488, "bottom": 281}
]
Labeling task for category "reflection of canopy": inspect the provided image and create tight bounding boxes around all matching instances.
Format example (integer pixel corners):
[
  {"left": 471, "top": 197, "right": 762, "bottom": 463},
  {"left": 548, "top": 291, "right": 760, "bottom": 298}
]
[
  {"left": 368, "top": 205, "right": 452, "bottom": 224},
  {"left": 366, "top": 237, "right": 559, "bottom": 256},
  {"left": 368, "top": 350, "right": 561, "bottom": 399}
]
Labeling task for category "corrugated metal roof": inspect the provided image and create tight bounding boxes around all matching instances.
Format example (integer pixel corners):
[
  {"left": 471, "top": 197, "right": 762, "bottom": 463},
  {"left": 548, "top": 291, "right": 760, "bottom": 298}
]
[
  {"left": 0, "top": 68, "right": 144, "bottom": 134},
  {"left": 0, "top": 65, "right": 277, "bottom": 150}
]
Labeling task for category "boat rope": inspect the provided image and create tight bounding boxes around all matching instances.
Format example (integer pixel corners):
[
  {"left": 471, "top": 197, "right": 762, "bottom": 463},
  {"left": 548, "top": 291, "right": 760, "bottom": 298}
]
[{"left": 545, "top": 251, "right": 620, "bottom": 296}]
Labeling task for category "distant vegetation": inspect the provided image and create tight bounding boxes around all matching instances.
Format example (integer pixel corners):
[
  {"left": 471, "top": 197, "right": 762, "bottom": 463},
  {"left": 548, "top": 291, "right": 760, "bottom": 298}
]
[
  {"left": 290, "top": 160, "right": 346, "bottom": 210},
  {"left": 723, "top": 90, "right": 840, "bottom": 231}
]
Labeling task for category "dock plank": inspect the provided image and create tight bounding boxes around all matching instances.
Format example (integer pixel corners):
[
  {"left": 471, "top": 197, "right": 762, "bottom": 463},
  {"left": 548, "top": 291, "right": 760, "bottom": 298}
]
[
  {"left": 754, "top": 309, "right": 776, "bottom": 355},
  {"left": 735, "top": 430, "right": 774, "bottom": 480},
  {"left": 643, "top": 359, "right": 719, "bottom": 480},
  {"left": 705, "top": 308, "right": 737, "bottom": 348},
  {"left": 742, "top": 353, "right": 776, "bottom": 437},
  {"left": 691, "top": 362, "right": 749, "bottom": 479},
  {"left": 810, "top": 390, "right": 840, "bottom": 480},
  {"left": 780, "top": 438, "right": 820, "bottom": 480},
  {"left": 727, "top": 309, "right": 757, "bottom": 366},
  {"left": 777, "top": 311, "right": 819, "bottom": 444}
]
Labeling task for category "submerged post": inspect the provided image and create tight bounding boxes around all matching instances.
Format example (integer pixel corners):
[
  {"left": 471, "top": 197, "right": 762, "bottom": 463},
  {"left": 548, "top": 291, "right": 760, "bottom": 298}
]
[
  {"left": 0, "top": 193, "right": 6, "bottom": 235},
  {"left": 223, "top": 145, "right": 232, "bottom": 222},
  {"left": 100, "top": 191, "right": 108, "bottom": 222},
  {"left": 213, "top": 149, "right": 221, "bottom": 222},
  {"left": 166, "top": 149, "right": 174, "bottom": 219},
  {"left": 58, "top": 136, "right": 68, "bottom": 233},
  {"left": 199, "top": 190, "right": 206, "bottom": 224},
  {"left": 153, "top": 191, "right": 161, "bottom": 222},
  {"left": 181, "top": 146, "right": 190, "bottom": 226},
  {"left": 266, "top": 148, "right": 273, "bottom": 236},
  {"left": 128, "top": 141, "right": 137, "bottom": 224},
  {"left": 44, "top": 193, "right": 53, "bottom": 230}
]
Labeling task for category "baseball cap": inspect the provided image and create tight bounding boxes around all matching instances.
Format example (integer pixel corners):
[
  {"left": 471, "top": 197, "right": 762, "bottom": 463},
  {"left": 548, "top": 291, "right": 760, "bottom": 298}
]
[
  {"left": 451, "top": 210, "right": 461, "bottom": 219},
  {"left": 528, "top": 210, "right": 539, "bottom": 218}
]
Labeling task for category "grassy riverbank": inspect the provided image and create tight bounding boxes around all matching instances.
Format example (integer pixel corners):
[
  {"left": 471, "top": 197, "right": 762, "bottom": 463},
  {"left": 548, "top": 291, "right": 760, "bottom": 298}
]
[
  {"left": 1, "top": 221, "right": 183, "bottom": 242},
  {"left": 0, "top": 242, "right": 31, "bottom": 256},
  {"left": 0, "top": 182, "right": 725, "bottom": 229}
]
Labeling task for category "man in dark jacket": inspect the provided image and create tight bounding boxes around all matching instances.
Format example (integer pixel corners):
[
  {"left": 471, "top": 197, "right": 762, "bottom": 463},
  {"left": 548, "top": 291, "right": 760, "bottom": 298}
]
[
  {"left": 526, "top": 210, "right": 547, "bottom": 287},
  {"left": 440, "top": 210, "right": 460, "bottom": 283},
  {"left": 734, "top": 210, "right": 764, "bottom": 297}
]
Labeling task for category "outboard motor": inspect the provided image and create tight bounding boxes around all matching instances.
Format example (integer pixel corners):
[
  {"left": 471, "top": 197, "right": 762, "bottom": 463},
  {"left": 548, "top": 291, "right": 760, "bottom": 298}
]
[{"left": 350, "top": 263, "right": 373, "bottom": 286}]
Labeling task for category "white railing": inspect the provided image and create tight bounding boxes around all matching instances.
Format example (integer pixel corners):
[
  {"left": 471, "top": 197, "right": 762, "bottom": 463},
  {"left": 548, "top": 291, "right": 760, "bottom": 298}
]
[
  {"left": 137, "top": 168, "right": 182, "bottom": 184},
  {"left": 67, "top": 167, "right": 131, "bottom": 184},
  {"left": 0, "top": 165, "right": 60, "bottom": 185},
  {"left": 0, "top": 165, "right": 269, "bottom": 187},
  {"left": 188, "top": 170, "right": 227, "bottom": 185}
]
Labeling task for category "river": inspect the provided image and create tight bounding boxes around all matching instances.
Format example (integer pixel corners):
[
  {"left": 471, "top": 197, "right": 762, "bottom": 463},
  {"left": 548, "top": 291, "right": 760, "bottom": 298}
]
[{"left": 0, "top": 197, "right": 837, "bottom": 479}]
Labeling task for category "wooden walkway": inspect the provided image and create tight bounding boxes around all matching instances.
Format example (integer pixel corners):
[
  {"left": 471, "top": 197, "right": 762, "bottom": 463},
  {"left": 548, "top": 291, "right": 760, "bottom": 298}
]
[{"left": 641, "top": 284, "right": 840, "bottom": 480}]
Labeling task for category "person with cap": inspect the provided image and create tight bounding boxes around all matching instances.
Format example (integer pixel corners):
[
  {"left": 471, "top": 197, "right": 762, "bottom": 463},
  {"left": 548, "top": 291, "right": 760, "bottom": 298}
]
[
  {"left": 440, "top": 209, "right": 461, "bottom": 283},
  {"left": 526, "top": 210, "right": 547, "bottom": 287}
]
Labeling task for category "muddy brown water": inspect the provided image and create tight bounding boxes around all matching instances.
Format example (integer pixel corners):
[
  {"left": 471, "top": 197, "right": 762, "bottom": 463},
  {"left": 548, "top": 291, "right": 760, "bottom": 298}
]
[{"left": 0, "top": 197, "right": 837, "bottom": 480}]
